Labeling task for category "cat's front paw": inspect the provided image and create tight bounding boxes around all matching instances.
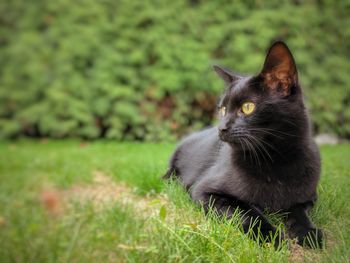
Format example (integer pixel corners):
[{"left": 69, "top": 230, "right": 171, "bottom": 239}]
[{"left": 290, "top": 227, "right": 324, "bottom": 249}]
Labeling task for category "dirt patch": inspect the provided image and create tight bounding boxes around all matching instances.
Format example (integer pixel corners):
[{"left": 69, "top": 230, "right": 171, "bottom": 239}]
[
  {"left": 65, "top": 171, "right": 133, "bottom": 206},
  {"left": 40, "top": 188, "right": 64, "bottom": 215},
  {"left": 288, "top": 243, "right": 321, "bottom": 263},
  {"left": 40, "top": 171, "right": 168, "bottom": 218}
]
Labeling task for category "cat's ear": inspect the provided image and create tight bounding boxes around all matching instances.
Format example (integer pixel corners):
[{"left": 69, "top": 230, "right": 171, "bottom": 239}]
[
  {"left": 213, "top": 65, "right": 239, "bottom": 85},
  {"left": 260, "top": 41, "right": 298, "bottom": 96}
]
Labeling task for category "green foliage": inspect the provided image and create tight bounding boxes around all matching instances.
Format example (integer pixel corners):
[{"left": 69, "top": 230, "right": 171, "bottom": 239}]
[{"left": 0, "top": 0, "right": 349, "bottom": 139}]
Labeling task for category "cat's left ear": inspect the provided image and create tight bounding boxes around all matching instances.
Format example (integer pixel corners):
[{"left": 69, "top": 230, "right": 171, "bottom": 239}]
[
  {"left": 213, "top": 65, "right": 240, "bottom": 85},
  {"left": 260, "top": 41, "right": 298, "bottom": 96}
]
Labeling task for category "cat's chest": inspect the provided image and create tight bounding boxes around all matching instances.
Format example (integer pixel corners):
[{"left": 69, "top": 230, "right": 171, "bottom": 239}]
[{"left": 228, "top": 171, "right": 313, "bottom": 212}]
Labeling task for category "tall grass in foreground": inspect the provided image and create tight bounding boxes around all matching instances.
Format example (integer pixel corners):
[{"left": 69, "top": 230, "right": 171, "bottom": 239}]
[{"left": 0, "top": 141, "right": 349, "bottom": 262}]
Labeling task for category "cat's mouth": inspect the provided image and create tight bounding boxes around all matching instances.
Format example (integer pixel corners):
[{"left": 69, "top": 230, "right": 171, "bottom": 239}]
[{"left": 218, "top": 127, "right": 248, "bottom": 145}]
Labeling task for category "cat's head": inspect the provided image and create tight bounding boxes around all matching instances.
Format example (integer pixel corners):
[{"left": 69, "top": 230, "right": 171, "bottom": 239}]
[{"left": 214, "top": 41, "right": 308, "bottom": 150}]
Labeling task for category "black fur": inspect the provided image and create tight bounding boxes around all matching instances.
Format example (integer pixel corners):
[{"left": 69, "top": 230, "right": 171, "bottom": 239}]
[{"left": 164, "top": 41, "right": 323, "bottom": 248}]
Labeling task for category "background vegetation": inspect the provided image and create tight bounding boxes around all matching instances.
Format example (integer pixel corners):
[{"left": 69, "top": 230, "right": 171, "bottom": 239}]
[{"left": 1, "top": 0, "right": 349, "bottom": 140}]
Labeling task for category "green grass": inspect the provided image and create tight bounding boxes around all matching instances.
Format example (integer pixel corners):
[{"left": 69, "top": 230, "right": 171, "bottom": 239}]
[{"left": 0, "top": 140, "right": 349, "bottom": 262}]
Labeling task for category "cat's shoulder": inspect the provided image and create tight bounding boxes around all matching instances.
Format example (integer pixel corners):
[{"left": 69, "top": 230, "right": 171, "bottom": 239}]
[
  {"left": 179, "top": 126, "right": 219, "bottom": 146},
  {"left": 170, "top": 126, "right": 223, "bottom": 168}
]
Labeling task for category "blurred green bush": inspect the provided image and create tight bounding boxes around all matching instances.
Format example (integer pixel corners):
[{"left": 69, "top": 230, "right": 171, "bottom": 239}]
[{"left": 0, "top": 0, "right": 349, "bottom": 140}]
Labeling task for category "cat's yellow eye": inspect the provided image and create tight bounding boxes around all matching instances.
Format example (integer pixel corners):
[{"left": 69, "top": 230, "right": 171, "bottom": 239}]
[
  {"left": 219, "top": 106, "right": 226, "bottom": 117},
  {"left": 241, "top": 102, "right": 255, "bottom": 115}
]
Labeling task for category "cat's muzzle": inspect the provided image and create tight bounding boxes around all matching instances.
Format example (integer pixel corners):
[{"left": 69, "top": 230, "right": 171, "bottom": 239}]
[{"left": 218, "top": 127, "right": 247, "bottom": 144}]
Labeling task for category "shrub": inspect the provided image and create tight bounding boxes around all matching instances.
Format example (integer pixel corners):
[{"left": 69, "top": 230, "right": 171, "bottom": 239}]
[{"left": 0, "top": 0, "right": 349, "bottom": 140}]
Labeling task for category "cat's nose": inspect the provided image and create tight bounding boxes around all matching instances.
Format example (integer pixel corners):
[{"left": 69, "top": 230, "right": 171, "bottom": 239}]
[{"left": 218, "top": 123, "right": 228, "bottom": 133}]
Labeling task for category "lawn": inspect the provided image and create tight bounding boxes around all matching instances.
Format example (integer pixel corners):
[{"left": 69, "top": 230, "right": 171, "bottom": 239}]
[{"left": 0, "top": 140, "right": 349, "bottom": 262}]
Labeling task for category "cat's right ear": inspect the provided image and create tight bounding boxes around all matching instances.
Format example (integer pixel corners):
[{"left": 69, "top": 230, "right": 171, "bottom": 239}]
[
  {"left": 259, "top": 41, "right": 298, "bottom": 96},
  {"left": 213, "top": 65, "right": 239, "bottom": 85}
]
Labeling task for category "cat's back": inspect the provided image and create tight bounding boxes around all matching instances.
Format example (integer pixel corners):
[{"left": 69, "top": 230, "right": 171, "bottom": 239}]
[{"left": 166, "top": 127, "right": 223, "bottom": 188}]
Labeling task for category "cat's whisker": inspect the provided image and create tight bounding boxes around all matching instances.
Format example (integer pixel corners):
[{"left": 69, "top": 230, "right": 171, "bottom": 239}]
[
  {"left": 248, "top": 128, "right": 298, "bottom": 139},
  {"left": 241, "top": 137, "right": 254, "bottom": 165},
  {"left": 244, "top": 137, "right": 262, "bottom": 170},
  {"left": 245, "top": 134, "right": 273, "bottom": 164},
  {"left": 258, "top": 138, "right": 281, "bottom": 156},
  {"left": 238, "top": 138, "right": 247, "bottom": 161},
  {"left": 278, "top": 118, "right": 299, "bottom": 128},
  {"left": 258, "top": 127, "right": 299, "bottom": 136},
  {"left": 246, "top": 128, "right": 285, "bottom": 139},
  {"left": 240, "top": 138, "right": 250, "bottom": 162},
  {"left": 247, "top": 131, "right": 285, "bottom": 160},
  {"left": 246, "top": 136, "right": 273, "bottom": 170}
]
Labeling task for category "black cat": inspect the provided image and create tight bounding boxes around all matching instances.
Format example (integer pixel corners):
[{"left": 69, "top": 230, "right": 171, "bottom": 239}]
[{"left": 164, "top": 41, "right": 323, "bottom": 248}]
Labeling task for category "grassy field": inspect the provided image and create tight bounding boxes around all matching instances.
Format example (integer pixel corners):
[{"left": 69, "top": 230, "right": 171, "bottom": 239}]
[{"left": 0, "top": 140, "right": 349, "bottom": 262}]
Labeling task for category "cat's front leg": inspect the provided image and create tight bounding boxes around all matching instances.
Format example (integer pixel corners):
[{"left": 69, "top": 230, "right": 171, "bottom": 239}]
[
  {"left": 285, "top": 202, "right": 323, "bottom": 248},
  {"left": 192, "top": 190, "right": 282, "bottom": 247}
]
